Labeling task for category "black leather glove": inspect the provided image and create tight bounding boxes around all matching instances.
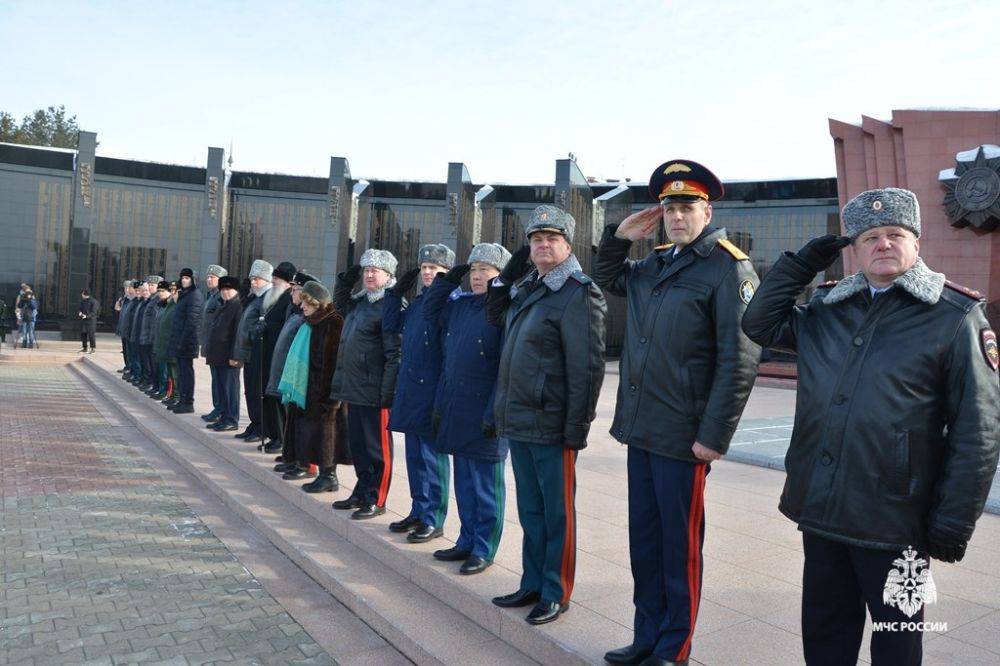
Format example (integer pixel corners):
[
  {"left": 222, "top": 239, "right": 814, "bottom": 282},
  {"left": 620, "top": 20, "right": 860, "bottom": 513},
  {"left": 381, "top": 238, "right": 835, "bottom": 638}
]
[
  {"left": 927, "top": 526, "right": 967, "bottom": 563},
  {"left": 796, "top": 235, "right": 851, "bottom": 273},
  {"left": 392, "top": 268, "right": 419, "bottom": 296},
  {"left": 499, "top": 245, "right": 532, "bottom": 284},
  {"left": 339, "top": 264, "right": 362, "bottom": 287},
  {"left": 481, "top": 422, "right": 497, "bottom": 438},
  {"left": 443, "top": 264, "right": 471, "bottom": 285},
  {"left": 431, "top": 412, "right": 442, "bottom": 434}
]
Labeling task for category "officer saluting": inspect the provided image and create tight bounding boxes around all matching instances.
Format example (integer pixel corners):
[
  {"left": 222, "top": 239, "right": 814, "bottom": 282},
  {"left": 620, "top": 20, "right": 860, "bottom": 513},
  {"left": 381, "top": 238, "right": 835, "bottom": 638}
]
[
  {"left": 742, "top": 188, "right": 1000, "bottom": 665},
  {"left": 595, "top": 160, "right": 761, "bottom": 666}
]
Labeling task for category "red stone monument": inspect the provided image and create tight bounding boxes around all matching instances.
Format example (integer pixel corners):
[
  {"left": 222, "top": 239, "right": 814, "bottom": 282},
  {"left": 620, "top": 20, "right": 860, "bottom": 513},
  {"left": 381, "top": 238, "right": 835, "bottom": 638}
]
[{"left": 830, "top": 109, "right": 1000, "bottom": 328}]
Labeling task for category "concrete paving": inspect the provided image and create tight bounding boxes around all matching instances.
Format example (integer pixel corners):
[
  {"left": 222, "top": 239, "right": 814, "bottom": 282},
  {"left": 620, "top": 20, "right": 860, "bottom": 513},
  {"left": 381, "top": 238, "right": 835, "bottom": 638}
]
[
  {"left": 4, "top": 336, "right": 1000, "bottom": 664},
  {"left": 0, "top": 362, "right": 404, "bottom": 665}
]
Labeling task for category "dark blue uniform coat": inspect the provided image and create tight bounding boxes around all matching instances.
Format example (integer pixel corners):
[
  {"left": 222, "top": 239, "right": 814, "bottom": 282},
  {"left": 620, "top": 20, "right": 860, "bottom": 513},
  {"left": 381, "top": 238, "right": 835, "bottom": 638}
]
[
  {"left": 383, "top": 290, "right": 442, "bottom": 437},
  {"left": 423, "top": 275, "right": 507, "bottom": 462}
]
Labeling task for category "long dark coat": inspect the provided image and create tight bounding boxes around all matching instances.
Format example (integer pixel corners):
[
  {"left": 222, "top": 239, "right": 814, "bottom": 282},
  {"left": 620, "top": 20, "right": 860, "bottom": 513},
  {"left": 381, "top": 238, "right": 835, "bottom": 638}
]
[
  {"left": 167, "top": 285, "right": 204, "bottom": 359},
  {"left": 298, "top": 304, "right": 350, "bottom": 466}
]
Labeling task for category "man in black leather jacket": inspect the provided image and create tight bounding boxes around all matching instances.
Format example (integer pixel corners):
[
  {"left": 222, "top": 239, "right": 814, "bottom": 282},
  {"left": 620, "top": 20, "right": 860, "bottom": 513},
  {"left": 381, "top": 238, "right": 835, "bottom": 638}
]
[
  {"left": 596, "top": 160, "right": 761, "bottom": 666},
  {"left": 486, "top": 205, "right": 607, "bottom": 627},
  {"left": 329, "top": 249, "right": 401, "bottom": 520},
  {"left": 742, "top": 187, "right": 1000, "bottom": 666}
]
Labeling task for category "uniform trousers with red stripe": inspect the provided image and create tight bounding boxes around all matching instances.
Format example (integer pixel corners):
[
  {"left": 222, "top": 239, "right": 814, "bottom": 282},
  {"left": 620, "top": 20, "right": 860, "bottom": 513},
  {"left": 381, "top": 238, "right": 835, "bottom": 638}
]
[
  {"left": 627, "top": 447, "right": 708, "bottom": 663},
  {"left": 346, "top": 403, "right": 394, "bottom": 507},
  {"left": 508, "top": 439, "right": 577, "bottom": 605}
]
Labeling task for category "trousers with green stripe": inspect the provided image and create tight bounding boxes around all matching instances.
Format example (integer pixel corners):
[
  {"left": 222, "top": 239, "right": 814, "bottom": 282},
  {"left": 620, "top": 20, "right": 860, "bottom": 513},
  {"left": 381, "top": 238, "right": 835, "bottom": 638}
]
[
  {"left": 509, "top": 440, "right": 577, "bottom": 605},
  {"left": 453, "top": 455, "right": 506, "bottom": 560},
  {"left": 403, "top": 433, "right": 450, "bottom": 528}
]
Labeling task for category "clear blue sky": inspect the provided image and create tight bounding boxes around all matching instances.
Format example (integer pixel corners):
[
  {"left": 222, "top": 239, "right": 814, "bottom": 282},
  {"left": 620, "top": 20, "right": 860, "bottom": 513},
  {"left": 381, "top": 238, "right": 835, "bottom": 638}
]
[{"left": 2, "top": 0, "right": 998, "bottom": 184}]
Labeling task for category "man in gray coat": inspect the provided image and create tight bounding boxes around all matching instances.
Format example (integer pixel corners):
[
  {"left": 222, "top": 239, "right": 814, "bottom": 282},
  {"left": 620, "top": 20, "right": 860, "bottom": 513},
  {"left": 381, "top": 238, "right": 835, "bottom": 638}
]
[
  {"left": 200, "top": 264, "right": 228, "bottom": 423},
  {"left": 742, "top": 187, "right": 1000, "bottom": 665},
  {"left": 486, "top": 206, "right": 607, "bottom": 626}
]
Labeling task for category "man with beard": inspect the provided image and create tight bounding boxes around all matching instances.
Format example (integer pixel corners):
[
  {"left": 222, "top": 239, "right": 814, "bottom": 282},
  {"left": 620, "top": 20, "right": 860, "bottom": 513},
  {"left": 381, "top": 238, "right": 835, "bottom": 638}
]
[
  {"left": 330, "top": 249, "right": 401, "bottom": 519},
  {"left": 232, "top": 260, "right": 273, "bottom": 442},
  {"left": 382, "top": 243, "right": 455, "bottom": 542},
  {"left": 200, "top": 264, "right": 229, "bottom": 424},
  {"left": 258, "top": 261, "right": 297, "bottom": 454},
  {"left": 77, "top": 289, "right": 100, "bottom": 353},
  {"left": 167, "top": 268, "right": 204, "bottom": 414}
]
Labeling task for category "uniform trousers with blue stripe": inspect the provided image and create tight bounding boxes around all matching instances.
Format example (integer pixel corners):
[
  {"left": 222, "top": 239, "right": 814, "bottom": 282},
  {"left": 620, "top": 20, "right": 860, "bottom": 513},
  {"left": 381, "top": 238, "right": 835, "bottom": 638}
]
[
  {"left": 453, "top": 455, "right": 505, "bottom": 560},
  {"left": 508, "top": 439, "right": 577, "bottom": 605},
  {"left": 627, "top": 447, "right": 708, "bottom": 663},
  {"left": 404, "top": 433, "right": 450, "bottom": 528}
]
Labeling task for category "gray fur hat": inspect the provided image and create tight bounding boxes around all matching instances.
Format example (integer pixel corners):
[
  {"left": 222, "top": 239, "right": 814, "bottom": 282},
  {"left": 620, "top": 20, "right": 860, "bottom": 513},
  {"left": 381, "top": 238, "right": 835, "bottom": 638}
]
[
  {"left": 842, "top": 187, "right": 921, "bottom": 239},
  {"left": 360, "top": 248, "right": 397, "bottom": 276},
  {"left": 249, "top": 259, "right": 273, "bottom": 281},
  {"left": 123, "top": 279, "right": 134, "bottom": 289},
  {"left": 418, "top": 244, "right": 455, "bottom": 269},
  {"left": 205, "top": 264, "right": 228, "bottom": 278},
  {"left": 468, "top": 243, "right": 512, "bottom": 271},
  {"left": 525, "top": 204, "right": 575, "bottom": 244},
  {"left": 145, "top": 275, "right": 163, "bottom": 285},
  {"left": 301, "top": 280, "right": 331, "bottom": 305}
]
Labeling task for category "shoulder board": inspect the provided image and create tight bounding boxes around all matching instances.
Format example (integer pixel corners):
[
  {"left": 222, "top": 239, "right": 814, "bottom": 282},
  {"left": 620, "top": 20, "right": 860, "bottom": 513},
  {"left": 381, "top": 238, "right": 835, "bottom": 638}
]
[
  {"left": 944, "top": 280, "right": 984, "bottom": 300},
  {"left": 653, "top": 243, "right": 675, "bottom": 251},
  {"left": 448, "top": 287, "right": 465, "bottom": 301},
  {"left": 570, "top": 270, "right": 593, "bottom": 285},
  {"left": 817, "top": 280, "right": 839, "bottom": 289},
  {"left": 717, "top": 238, "right": 749, "bottom": 261}
]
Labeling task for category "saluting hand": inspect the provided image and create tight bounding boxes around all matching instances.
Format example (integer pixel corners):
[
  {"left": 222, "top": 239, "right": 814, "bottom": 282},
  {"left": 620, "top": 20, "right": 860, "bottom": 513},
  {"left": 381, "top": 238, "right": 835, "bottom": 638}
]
[
  {"left": 692, "top": 441, "right": 722, "bottom": 462},
  {"left": 392, "top": 268, "right": 420, "bottom": 296},
  {"left": 614, "top": 206, "right": 662, "bottom": 241},
  {"left": 443, "top": 264, "right": 471, "bottom": 285},
  {"left": 339, "top": 264, "right": 362, "bottom": 286},
  {"left": 796, "top": 235, "right": 851, "bottom": 273},
  {"left": 499, "top": 246, "right": 532, "bottom": 284}
]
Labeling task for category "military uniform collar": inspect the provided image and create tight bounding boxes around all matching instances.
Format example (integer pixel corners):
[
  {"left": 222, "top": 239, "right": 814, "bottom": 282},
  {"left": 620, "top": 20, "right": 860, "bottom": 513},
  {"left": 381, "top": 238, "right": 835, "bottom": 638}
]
[
  {"left": 823, "top": 258, "right": 945, "bottom": 306},
  {"left": 525, "top": 254, "right": 583, "bottom": 293},
  {"left": 657, "top": 226, "right": 726, "bottom": 260}
]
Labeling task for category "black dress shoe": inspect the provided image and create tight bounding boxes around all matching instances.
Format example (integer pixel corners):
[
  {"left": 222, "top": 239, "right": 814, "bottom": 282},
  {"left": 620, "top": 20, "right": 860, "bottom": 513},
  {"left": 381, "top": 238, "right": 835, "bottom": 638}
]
[
  {"left": 201, "top": 411, "right": 221, "bottom": 422},
  {"left": 303, "top": 474, "right": 338, "bottom": 493},
  {"left": 283, "top": 466, "right": 316, "bottom": 480},
  {"left": 263, "top": 440, "right": 282, "bottom": 454},
  {"left": 273, "top": 462, "right": 297, "bottom": 473},
  {"left": 491, "top": 589, "right": 540, "bottom": 608},
  {"left": 273, "top": 455, "right": 284, "bottom": 463},
  {"left": 407, "top": 523, "right": 443, "bottom": 543},
  {"left": 149, "top": 392, "right": 166, "bottom": 400},
  {"left": 460, "top": 555, "right": 491, "bottom": 575},
  {"left": 234, "top": 427, "right": 254, "bottom": 439},
  {"left": 433, "top": 546, "right": 472, "bottom": 562},
  {"left": 244, "top": 433, "right": 262, "bottom": 443},
  {"left": 525, "top": 600, "right": 568, "bottom": 625},
  {"left": 332, "top": 496, "right": 363, "bottom": 510},
  {"left": 637, "top": 658, "right": 686, "bottom": 666},
  {"left": 604, "top": 644, "right": 654, "bottom": 665},
  {"left": 212, "top": 422, "right": 238, "bottom": 432},
  {"left": 172, "top": 404, "right": 194, "bottom": 414},
  {"left": 351, "top": 505, "right": 386, "bottom": 520},
  {"left": 389, "top": 516, "right": 422, "bottom": 533}
]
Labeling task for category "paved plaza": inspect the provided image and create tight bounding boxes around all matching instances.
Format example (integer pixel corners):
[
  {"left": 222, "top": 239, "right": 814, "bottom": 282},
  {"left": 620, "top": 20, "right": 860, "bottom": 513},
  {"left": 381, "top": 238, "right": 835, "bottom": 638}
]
[{"left": 2, "top": 336, "right": 1000, "bottom": 664}]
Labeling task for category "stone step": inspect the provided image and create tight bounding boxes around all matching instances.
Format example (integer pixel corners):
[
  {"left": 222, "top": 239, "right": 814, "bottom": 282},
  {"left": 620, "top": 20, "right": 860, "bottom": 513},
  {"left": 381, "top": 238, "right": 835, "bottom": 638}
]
[{"left": 72, "top": 358, "right": 614, "bottom": 665}]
